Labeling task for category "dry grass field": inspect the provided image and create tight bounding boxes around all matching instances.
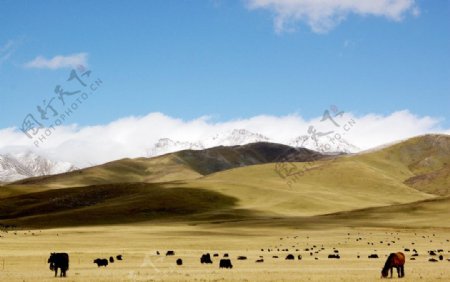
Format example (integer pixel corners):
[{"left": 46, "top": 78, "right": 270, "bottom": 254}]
[{"left": 1, "top": 224, "right": 449, "bottom": 281}]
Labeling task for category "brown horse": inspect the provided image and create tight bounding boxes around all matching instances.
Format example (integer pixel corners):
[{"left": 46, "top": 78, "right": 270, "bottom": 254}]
[{"left": 381, "top": 252, "right": 405, "bottom": 278}]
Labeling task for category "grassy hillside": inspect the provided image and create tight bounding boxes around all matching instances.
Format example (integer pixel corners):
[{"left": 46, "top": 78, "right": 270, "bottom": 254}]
[
  {"left": 173, "top": 142, "right": 326, "bottom": 175},
  {"left": 4, "top": 142, "right": 326, "bottom": 194},
  {"left": 173, "top": 134, "right": 450, "bottom": 217},
  {"left": 9, "top": 154, "right": 202, "bottom": 190},
  {"left": 355, "top": 134, "right": 450, "bottom": 196},
  {"left": 1, "top": 134, "right": 449, "bottom": 229},
  {"left": 214, "top": 196, "right": 450, "bottom": 229},
  {"left": 178, "top": 159, "right": 432, "bottom": 217},
  {"left": 0, "top": 182, "right": 241, "bottom": 228}
]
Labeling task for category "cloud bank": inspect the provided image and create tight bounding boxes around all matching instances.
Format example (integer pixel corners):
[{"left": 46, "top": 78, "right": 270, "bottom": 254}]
[
  {"left": 246, "top": 0, "right": 419, "bottom": 33},
  {"left": 0, "top": 110, "right": 448, "bottom": 168},
  {"left": 24, "top": 53, "right": 88, "bottom": 70}
]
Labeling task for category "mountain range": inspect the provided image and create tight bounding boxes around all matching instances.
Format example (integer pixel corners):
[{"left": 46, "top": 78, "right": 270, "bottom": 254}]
[
  {"left": 147, "top": 128, "right": 359, "bottom": 157},
  {"left": 0, "top": 134, "right": 449, "bottom": 229},
  {"left": 0, "top": 128, "right": 358, "bottom": 183}
]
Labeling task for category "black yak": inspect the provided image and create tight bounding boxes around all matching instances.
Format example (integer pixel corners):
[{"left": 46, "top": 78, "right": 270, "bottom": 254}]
[
  {"left": 200, "top": 253, "right": 213, "bottom": 264},
  {"left": 285, "top": 254, "right": 295, "bottom": 260},
  {"left": 94, "top": 258, "right": 108, "bottom": 267},
  {"left": 48, "top": 253, "right": 69, "bottom": 277},
  {"left": 328, "top": 254, "right": 340, "bottom": 259},
  {"left": 219, "top": 259, "right": 233, "bottom": 269}
]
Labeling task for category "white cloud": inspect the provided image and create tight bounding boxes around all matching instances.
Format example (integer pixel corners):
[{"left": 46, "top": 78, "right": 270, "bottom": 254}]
[
  {"left": 24, "top": 53, "right": 88, "bottom": 70},
  {"left": 0, "top": 110, "right": 448, "bottom": 167},
  {"left": 245, "top": 0, "right": 418, "bottom": 33}
]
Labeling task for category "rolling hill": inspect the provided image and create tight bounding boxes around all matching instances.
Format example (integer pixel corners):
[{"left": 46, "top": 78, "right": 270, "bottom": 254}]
[
  {"left": 5, "top": 142, "right": 326, "bottom": 193},
  {"left": 0, "top": 134, "right": 449, "bottom": 229}
]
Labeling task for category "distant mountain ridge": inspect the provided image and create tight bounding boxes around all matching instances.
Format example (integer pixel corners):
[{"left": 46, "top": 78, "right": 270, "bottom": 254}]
[
  {"left": 0, "top": 152, "right": 76, "bottom": 182},
  {"left": 147, "top": 128, "right": 358, "bottom": 157},
  {"left": 9, "top": 142, "right": 328, "bottom": 188},
  {"left": 172, "top": 142, "right": 327, "bottom": 175},
  {"left": 0, "top": 128, "right": 359, "bottom": 183}
]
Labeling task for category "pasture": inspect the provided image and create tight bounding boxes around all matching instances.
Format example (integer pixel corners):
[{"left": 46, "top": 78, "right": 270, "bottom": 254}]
[{"left": 1, "top": 224, "right": 449, "bottom": 281}]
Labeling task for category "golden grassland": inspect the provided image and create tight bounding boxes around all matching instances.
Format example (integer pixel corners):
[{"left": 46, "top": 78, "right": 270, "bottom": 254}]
[{"left": 1, "top": 224, "right": 449, "bottom": 281}]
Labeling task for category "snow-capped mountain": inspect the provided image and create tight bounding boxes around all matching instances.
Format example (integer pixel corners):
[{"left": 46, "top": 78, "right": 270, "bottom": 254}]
[
  {"left": 208, "top": 129, "right": 270, "bottom": 147},
  {"left": 149, "top": 138, "right": 205, "bottom": 157},
  {"left": 288, "top": 135, "right": 360, "bottom": 154},
  {"left": 146, "top": 129, "right": 359, "bottom": 157},
  {"left": 147, "top": 129, "right": 270, "bottom": 157},
  {"left": 0, "top": 152, "right": 77, "bottom": 183}
]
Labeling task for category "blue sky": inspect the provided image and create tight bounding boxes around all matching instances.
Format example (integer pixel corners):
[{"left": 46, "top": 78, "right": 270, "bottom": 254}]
[{"left": 0, "top": 0, "right": 449, "bottom": 133}]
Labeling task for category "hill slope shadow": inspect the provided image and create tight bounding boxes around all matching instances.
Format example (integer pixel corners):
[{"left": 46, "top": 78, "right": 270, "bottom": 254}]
[{"left": 0, "top": 183, "right": 247, "bottom": 228}]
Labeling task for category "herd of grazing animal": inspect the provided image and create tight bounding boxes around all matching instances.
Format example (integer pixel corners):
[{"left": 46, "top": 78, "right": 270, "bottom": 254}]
[
  {"left": 45, "top": 246, "right": 449, "bottom": 278},
  {"left": 93, "top": 254, "right": 123, "bottom": 267},
  {"left": 41, "top": 231, "right": 448, "bottom": 278},
  {"left": 45, "top": 250, "right": 410, "bottom": 278}
]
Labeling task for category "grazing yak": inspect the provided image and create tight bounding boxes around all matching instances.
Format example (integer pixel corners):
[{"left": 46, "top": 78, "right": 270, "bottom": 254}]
[
  {"left": 200, "top": 253, "right": 213, "bottom": 264},
  {"left": 48, "top": 253, "right": 69, "bottom": 277},
  {"left": 328, "top": 254, "right": 340, "bottom": 259},
  {"left": 237, "top": 256, "right": 247, "bottom": 260},
  {"left": 109, "top": 256, "right": 114, "bottom": 263},
  {"left": 94, "top": 258, "right": 108, "bottom": 267},
  {"left": 285, "top": 254, "right": 295, "bottom": 260},
  {"left": 369, "top": 254, "right": 379, "bottom": 259},
  {"left": 219, "top": 259, "right": 233, "bottom": 269},
  {"left": 166, "top": 250, "right": 175, "bottom": 256},
  {"left": 116, "top": 255, "right": 123, "bottom": 260},
  {"left": 176, "top": 258, "right": 183, "bottom": 265}
]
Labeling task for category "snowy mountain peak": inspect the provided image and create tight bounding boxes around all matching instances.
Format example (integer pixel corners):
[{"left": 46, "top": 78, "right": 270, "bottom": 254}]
[
  {"left": 0, "top": 152, "right": 77, "bottom": 183},
  {"left": 288, "top": 134, "right": 360, "bottom": 154},
  {"left": 147, "top": 129, "right": 271, "bottom": 157},
  {"left": 150, "top": 138, "right": 204, "bottom": 156},
  {"left": 213, "top": 129, "right": 270, "bottom": 146},
  {"left": 146, "top": 128, "right": 359, "bottom": 158}
]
